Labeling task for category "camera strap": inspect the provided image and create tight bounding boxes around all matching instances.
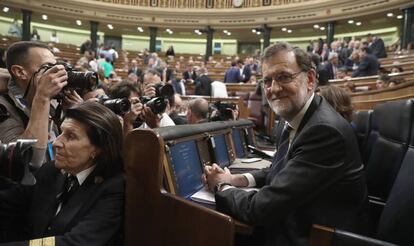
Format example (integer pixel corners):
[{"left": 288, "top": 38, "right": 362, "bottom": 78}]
[{"left": 3, "top": 94, "right": 29, "bottom": 127}]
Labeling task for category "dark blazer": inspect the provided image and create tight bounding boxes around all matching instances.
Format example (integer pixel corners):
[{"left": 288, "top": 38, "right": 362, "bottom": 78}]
[
  {"left": 242, "top": 65, "right": 252, "bottom": 82},
  {"left": 216, "top": 95, "right": 369, "bottom": 246},
  {"left": 352, "top": 54, "right": 379, "bottom": 77},
  {"left": 224, "top": 67, "right": 242, "bottom": 83},
  {"left": 370, "top": 38, "right": 387, "bottom": 59},
  {"left": 323, "top": 62, "right": 337, "bottom": 80},
  {"left": 128, "top": 67, "right": 143, "bottom": 78},
  {"left": 0, "top": 162, "right": 124, "bottom": 246},
  {"left": 182, "top": 70, "right": 197, "bottom": 82},
  {"left": 195, "top": 75, "right": 213, "bottom": 96}
]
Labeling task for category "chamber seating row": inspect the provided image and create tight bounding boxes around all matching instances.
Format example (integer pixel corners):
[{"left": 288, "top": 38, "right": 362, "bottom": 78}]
[
  {"left": 311, "top": 99, "right": 414, "bottom": 245},
  {"left": 124, "top": 119, "right": 264, "bottom": 246}
]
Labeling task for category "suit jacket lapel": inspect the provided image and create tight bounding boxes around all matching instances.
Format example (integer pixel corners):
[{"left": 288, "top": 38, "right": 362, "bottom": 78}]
[
  {"left": 31, "top": 170, "right": 65, "bottom": 238},
  {"left": 49, "top": 172, "right": 100, "bottom": 234}
]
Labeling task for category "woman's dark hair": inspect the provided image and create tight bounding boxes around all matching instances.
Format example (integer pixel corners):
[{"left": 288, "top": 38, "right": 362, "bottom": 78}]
[
  {"left": 318, "top": 85, "right": 353, "bottom": 122},
  {"left": 65, "top": 101, "right": 123, "bottom": 178},
  {"left": 110, "top": 80, "right": 140, "bottom": 99}
]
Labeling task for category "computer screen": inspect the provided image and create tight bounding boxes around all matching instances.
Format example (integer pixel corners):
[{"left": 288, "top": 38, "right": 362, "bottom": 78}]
[
  {"left": 232, "top": 129, "right": 245, "bottom": 158},
  {"left": 169, "top": 140, "right": 204, "bottom": 198},
  {"left": 213, "top": 135, "right": 230, "bottom": 168}
]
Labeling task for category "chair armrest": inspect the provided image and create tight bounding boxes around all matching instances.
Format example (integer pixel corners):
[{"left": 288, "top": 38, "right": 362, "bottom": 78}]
[{"left": 310, "top": 224, "right": 397, "bottom": 246}]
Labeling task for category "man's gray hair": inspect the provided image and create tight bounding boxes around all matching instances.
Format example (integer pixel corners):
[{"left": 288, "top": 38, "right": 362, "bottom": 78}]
[{"left": 261, "top": 42, "right": 314, "bottom": 71}]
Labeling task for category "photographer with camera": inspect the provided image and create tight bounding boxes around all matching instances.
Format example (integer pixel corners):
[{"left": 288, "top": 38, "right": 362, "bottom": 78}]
[
  {"left": 109, "top": 81, "right": 143, "bottom": 135},
  {"left": 140, "top": 69, "right": 175, "bottom": 128},
  {"left": 0, "top": 41, "right": 68, "bottom": 168},
  {"left": 209, "top": 101, "right": 239, "bottom": 122}
]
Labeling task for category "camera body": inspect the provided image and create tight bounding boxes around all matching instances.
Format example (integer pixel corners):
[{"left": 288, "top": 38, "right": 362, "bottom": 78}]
[
  {"left": 41, "top": 62, "right": 98, "bottom": 96},
  {"left": 97, "top": 95, "right": 131, "bottom": 115},
  {"left": 0, "top": 139, "right": 36, "bottom": 182},
  {"left": 140, "top": 83, "right": 174, "bottom": 114},
  {"left": 210, "top": 101, "right": 236, "bottom": 121}
]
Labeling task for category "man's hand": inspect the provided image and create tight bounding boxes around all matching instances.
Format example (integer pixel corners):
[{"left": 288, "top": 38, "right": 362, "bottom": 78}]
[
  {"left": 62, "top": 89, "right": 83, "bottom": 110},
  {"left": 141, "top": 106, "right": 160, "bottom": 128},
  {"left": 203, "top": 164, "right": 233, "bottom": 192},
  {"left": 143, "top": 85, "right": 156, "bottom": 98},
  {"left": 34, "top": 64, "right": 68, "bottom": 100},
  {"left": 123, "top": 97, "right": 143, "bottom": 125}
]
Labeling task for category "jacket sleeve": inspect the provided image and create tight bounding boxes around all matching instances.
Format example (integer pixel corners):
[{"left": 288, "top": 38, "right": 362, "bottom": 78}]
[{"left": 215, "top": 125, "right": 348, "bottom": 226}]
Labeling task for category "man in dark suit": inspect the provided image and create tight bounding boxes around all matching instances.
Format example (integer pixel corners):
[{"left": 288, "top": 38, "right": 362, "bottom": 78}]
[
  {"left": 323, "top": 52, "right": 339, "bottom": 80},
  {"left": 224, "top": 60, "right": 243, "bottom": 83},
  {"left": 204, "top": 42, "right": 369, "bottom": 246},
  {"left": 368, "top": 33, "right": 387, "bottom": 59},
  {"left": 128, "top": 59, "right": 143, "bottom": 80},
  {"left": 194, "top": 67, "right": 212, "bottom": 96},
  {"left": 352, "top": 47, "right": 379, "bottom": 77},
  {"left": 182, "top": 64, "right": 197, "bottom": 83}
]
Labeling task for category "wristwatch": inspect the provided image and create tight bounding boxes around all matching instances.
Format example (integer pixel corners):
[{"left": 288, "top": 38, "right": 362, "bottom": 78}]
[{"left": 214, "top": 182, "right": 231, "bottom": 193}]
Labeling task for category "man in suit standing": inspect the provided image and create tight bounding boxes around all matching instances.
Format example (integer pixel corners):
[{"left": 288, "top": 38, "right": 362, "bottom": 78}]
[
  {"left": 323, "top": 52, "right": 339, "bottom": 80},
  {"left": 128, "top": 59, "right": 143, "bottom": 82},
  {"left": 224, "top": 60, "right": 243, "bottom": 83},
  {"left": 352, "top": 47, "right": 379, "bottom": 77},
  {"left": 367, "top": 33, "right": 387, "bottom": 59},
  {"left": 194, "top": 67, "right": 212, "bottom": 96},
  {"left": 204, "top": 42, "right": 369, "bottom": 246}
]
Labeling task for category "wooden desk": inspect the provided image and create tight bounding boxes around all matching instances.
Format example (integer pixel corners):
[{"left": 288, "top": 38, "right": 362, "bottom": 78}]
[{"left": 124, "top": 129, "right": 253, "bottom": 246}]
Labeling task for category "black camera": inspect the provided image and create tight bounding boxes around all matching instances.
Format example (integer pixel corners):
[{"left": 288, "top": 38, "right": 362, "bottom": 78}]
[
  {"left": 210, "top": 101, "right": 236, "bottom": 121},
  {"left": 41, "top": 62, "right": 98, "bottom": 93},
  {"left": 98, "top": 95, "right": 131, "bottom": 115},
  {"left": 141, "top": 83, "right": 174, "bottom": 114},
  {"left": 0, "top": 139, "right": 37, "bottom": 182}
]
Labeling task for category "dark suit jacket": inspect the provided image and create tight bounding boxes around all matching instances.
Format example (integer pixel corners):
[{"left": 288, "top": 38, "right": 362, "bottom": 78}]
[
  {"left": 352, "top": 54, "right": 379, "bottom": 77},
  {"left": 0, "top": 162, "right": 125, "bottom": 246},
  {"left": 323, "top": 62, "right": 337, "bottom": 80},
  {"left": 128, "top": 67, "right": 142, "bottom": 78},
  {"left": 216, "top": 95, "right": 369, "bottom": 246},
  {"left": 195, "top": 75, "right": 213, "bottom": 96},
  {"left": 242, "top": 65, "right": 252, "bottom": 82},
  {"left": 224, "top": 67, "right": 242, "bottom": 83},
  {"left": 182, "top": 70, "right": 197, "bottom": 82},
  {"left": 370, "top": 38, "right": 387, "bottom": 59}
]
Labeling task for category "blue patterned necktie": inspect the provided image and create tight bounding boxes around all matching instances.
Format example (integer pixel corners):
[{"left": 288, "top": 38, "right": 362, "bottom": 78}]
[{"left": 267, "top": 123, "right": 293, "bottom": 184}]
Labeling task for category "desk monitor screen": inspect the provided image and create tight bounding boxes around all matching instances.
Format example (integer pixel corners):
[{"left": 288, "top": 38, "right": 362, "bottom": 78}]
[
  {"left": 169, "top": 140, "right": 204, "bottom": 198},
  {"left": 232, "top": 129, "right": 245, "bottom": 158},
  {"left": 213, "top": 135, "right": 230, "bottom": 168}
]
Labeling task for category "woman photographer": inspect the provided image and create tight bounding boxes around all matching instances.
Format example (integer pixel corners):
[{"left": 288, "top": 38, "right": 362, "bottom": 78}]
[{"left": 0, "top": 101, "right": 124, "bottom": 245}]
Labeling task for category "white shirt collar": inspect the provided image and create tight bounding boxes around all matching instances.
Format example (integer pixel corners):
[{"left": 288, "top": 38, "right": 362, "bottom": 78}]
[
  {"left": 287, "top": 93, "right": 315, "bottom": 141},
  {"left": 74, "top": 165, "right": 96, "bottom": 186}
]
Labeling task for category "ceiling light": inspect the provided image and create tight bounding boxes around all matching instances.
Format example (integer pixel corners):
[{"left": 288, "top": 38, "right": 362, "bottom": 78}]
[
  {"left": 3, "top": 7, "right": 9, "bottom": 12},
  {"left": 227, "top": 32, "right": 231, "bottom": 36},
  {"left": 348, "top": 20, "right": 354, "bottom": 24},
  {"left": 42, "top": 14, "right": 48, "bottom": 20},
  {"left": 223, "top": 30, "right": 228, "bottom": 33},
  {"left": 257, "top": 31, "right": 261, "bottom": 35},
  {"left": 397, "top": 15, "right": 403, "bottom": 19},
  {"left": 356, "top": 22, "right": 362, "bottom": 26},
  {"left": 287, "top": 29, "right": 292, "bottom": 33},
  {"left": 166, "top": 28, "right": 171, "bottom": 32},
  {"left": 197, "top": 32, "right": 202, "bottom": 35},
  {"left": 252, "top": 29, "right": 256, "bottom": 33},
  {"left": 76, "top": 20, "right": 82, "bottom": 26},
  {"left": 137, "top": 27, "right": 144, "bottom": 32},
  {"left": 320, "top": 27, "right": 325, "bottom": 30},
  {"left": 281, "top": 27, "right": 287, "bottom": 31},
  {"left": 107, "top": 24, "right": 113, "bottom": 29},
  {"left": 313, "top": 24, "right": 319, "bottom": 29},
  {"left": 387, "top": 13, "right": 393, "bottom": 17}
]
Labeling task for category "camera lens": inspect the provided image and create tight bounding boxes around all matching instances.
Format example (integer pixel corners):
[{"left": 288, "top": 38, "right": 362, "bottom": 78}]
[
  {"left": 67, "top": 71, "right": 98, "bottom": 91},
  {"left": 103, "top": 98, "right": 131, "bottom": 115},
  {"left": 145, "top": 97, "right": 167, "bottom": 115}
]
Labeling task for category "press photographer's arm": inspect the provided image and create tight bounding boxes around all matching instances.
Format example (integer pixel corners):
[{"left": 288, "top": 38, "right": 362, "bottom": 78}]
[
  {"left": 0, "top": 42, "right": 67, "bottom": 168},
  {"left": 22, "top": 65, "right": 67, "bottom": 163}
]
